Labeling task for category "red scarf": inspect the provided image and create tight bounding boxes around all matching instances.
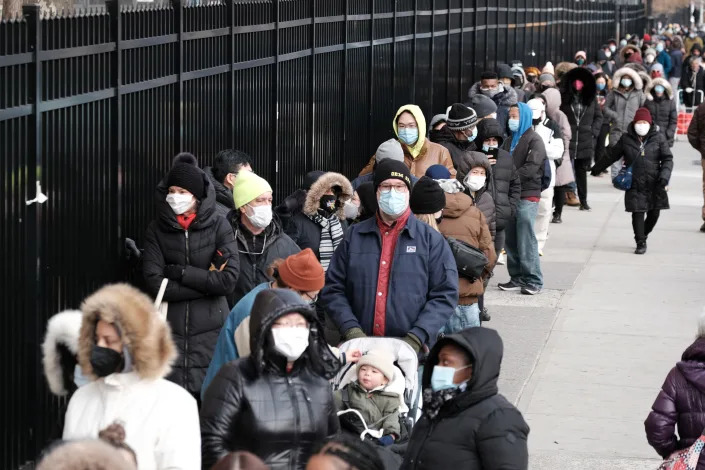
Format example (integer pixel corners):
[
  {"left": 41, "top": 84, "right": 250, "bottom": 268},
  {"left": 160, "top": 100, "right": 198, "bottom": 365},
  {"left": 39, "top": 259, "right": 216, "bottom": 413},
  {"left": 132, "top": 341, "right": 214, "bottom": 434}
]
[{"left": 176, "top": 213, "right": 196, "bottom": 230}]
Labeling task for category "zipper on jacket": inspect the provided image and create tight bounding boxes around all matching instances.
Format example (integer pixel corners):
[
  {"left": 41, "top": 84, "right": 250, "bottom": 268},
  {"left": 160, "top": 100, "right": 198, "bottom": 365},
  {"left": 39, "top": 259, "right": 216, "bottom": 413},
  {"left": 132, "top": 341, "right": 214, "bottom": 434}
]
[
  {"left": 287, "top": 377, "right": 300, "bottom": 468},
  {"left": 184, "top": 230, "right": 190, "bottom": 386}
]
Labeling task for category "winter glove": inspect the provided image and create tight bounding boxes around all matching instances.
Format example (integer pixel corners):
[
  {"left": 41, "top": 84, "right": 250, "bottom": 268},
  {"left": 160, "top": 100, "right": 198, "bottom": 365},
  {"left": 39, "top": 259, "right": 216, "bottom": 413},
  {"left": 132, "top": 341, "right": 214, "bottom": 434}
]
[
  {"left": 210, "top": 249, "right": 229, "bottom": 272},
  {"left": 164, "top": 264, "right": 185, "bottom": 281},
  {"left": 401, "top": 333, "right": 422, "bottom": 353},
  {"left": 659, "top": 178, "right": 669, "bottom": 188},
  {"left": 377, "top": 435, "right": 394, "bottom": 447},
  {"left": 343, "top": 328, "right": 367, "bottom": 342},
  {"left": 124, "top": 238, "right": 142, "bottom": 261}
]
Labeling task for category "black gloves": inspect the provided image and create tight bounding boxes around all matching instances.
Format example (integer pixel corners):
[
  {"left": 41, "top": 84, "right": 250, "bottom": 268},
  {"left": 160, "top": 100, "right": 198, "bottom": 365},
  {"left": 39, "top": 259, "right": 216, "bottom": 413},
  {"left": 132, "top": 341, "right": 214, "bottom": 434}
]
[
  {"left": 164, "top": 265, "right": 185, "bottom": 281},
  {"left": 659, "top": 178, "right": 669, "bottom": 188}
]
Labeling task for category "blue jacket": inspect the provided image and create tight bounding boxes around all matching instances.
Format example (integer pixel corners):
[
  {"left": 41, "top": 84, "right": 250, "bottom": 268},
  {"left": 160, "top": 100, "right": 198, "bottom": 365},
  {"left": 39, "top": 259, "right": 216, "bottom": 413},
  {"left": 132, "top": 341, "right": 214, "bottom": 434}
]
[
  {"left": 201, "top": 282, "right": 269, "bottom": 399},
  {"left": 321, "top": 213, "right": 458, "bottom": 345},
  {"left": 657, "top": 50, "right": 673, "bottom": 77}
]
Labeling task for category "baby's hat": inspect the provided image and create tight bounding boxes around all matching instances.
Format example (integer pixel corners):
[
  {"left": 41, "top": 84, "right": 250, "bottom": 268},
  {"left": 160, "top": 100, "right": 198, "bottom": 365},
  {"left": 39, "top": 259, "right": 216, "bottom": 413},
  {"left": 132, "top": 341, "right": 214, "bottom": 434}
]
[{"left": 357, "top": 349, "right": 395, "bottom": 381}]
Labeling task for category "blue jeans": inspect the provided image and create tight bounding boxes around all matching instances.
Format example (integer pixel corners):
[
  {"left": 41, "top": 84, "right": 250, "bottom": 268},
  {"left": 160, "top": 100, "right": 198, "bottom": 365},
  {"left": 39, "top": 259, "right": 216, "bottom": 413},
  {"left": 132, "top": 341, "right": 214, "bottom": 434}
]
[
  {"left": 438, "top": 304, "right": 480, "bottom": 336},
  {"left": 505, "top": 199, "right": 543, "bottom": 288}
]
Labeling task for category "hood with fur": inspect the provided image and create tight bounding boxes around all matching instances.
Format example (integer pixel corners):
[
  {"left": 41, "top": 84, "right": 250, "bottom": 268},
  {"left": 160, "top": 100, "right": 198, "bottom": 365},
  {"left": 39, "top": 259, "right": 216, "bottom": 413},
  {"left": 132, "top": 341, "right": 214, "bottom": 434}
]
[
  {"left": 78, "top": 283, "right": 176, "bottom": 381},
  {"left": 619, "top": 44, "right": 641, "bottom": 63},
  {"left": 646, "top": 77, "right": 674, "bottom": 100},
  {"left": 42, "top": 310, "right": 82, "bottom": 396},
  {"left": 468, "top": 82, "right": 518, "bottom": 107},
  {"left": 559, "top": 67, "right": 597, "bottom": 105},
  {"left": 624, "top": 63, "right": 653, "bottom": 91},
  {"left": 613, "top": 67, "right": 644, "bottom": 91},
  {"left": 555, "top": 62, "right": 578, "bottom": 82},
  {"left": 542, "top": 87, "right": 562, "bottom": 119},
  {"left": 302, "top": 172, "right": 353, "bottom": 220}
]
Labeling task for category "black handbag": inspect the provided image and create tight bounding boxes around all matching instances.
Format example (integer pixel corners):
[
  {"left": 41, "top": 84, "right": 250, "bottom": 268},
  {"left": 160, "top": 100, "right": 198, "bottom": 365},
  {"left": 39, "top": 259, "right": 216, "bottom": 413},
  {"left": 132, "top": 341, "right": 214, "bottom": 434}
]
[{"left": 445, "top": 237, "right": 488, "bottom": 281}]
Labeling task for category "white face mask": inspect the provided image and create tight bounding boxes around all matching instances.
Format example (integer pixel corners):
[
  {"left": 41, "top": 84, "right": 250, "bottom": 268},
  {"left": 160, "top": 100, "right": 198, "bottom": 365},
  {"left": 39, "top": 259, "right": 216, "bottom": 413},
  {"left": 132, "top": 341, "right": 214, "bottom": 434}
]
[
  {"left": 464, "top": 174, "right": 487, "bottom": 192},
  {"left": 343, "top": 200, "right": 360, "bottom": 219},
  {"left": 166, "top": 193, "right": 195, "bottom": 215},
  {"left": 246, "top": 203, "right": 273, "bottom": 229},
  {"left": 634, "top": 123, "right": 651, "bottom": 136},
  {"left": 271, "top": 327, "right": 310, "bottom": 361}
]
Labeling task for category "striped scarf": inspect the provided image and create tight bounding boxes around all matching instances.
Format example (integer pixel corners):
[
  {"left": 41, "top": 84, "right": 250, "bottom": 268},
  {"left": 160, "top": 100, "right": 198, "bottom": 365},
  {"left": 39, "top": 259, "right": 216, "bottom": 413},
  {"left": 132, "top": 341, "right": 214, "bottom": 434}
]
[{"left": 308, "top": 211, "right": 344, "bottom": 271}]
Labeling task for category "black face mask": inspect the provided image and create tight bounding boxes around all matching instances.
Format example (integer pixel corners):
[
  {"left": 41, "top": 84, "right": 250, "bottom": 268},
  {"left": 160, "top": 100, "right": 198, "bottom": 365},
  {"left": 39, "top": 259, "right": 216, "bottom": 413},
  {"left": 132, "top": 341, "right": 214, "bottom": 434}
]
[
  {"left": 90, "top": 345, "right": 124, "bottom": 377},
  {"left": 435, "top": 215, "right": 443, "bottom": 225},
  {"left": 319, "top": 195, "right": 338, "bottom": 215},
  {"left": 532, "top": 117, "right": 542, "bottom": 126}
]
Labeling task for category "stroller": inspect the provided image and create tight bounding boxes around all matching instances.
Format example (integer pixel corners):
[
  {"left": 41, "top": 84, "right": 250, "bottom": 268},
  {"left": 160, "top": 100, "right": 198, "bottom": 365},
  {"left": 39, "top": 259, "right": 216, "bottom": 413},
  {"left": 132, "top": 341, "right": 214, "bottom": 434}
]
[{"left": 331, "top": 337, "right": 422, "bottom": 463}]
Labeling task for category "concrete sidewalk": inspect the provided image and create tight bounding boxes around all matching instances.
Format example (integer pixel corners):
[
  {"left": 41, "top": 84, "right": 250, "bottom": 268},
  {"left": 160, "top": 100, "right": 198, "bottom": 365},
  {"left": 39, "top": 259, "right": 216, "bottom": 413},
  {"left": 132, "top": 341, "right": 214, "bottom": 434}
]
[{"left": 487, "top": 141, "right": 705, "bottom": 469}]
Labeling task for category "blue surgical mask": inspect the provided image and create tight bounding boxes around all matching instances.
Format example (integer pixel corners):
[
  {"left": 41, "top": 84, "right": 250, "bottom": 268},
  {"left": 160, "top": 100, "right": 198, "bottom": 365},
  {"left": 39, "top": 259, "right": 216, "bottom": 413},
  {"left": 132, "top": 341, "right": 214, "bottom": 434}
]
[
  {"left": 482, "top": 143, "right": 498, "bottom": 152},
  {"left": 508, "top": 118, "right": 520, "bottom": 132},
  {"left": 596, "top": 82, "right": 606, "bottom": 91},
  {"left": 378, "top": 189, "right": 408, "bottom": 216},
  {"left": 398, "top": 128, "right": 419, "bottom": 146},
  {"left": 466, "top": 126, "right": 478, "bottom": 142},
  {"left": 656, "top": 44, "right": 665, "bottom": 52},
  {"left": 430, "top": 364, "right": 472, "bottom": 392},
  {"left": 621, "top": 78, "right": 633, "bottom": 88},
  {"left": 654, "top": 85, "right": 665, "bottom": 94}
]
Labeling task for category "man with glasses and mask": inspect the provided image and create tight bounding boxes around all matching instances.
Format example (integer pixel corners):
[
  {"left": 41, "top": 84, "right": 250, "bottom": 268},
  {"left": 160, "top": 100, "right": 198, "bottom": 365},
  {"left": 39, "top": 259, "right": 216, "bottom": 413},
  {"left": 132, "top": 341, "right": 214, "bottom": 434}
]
[
  {"left": 322, "top": 160, "right": 458, "bottom": 353},
  {"left": 228, "top": 170, "right": 299, "bottom": 307},
  {"left": 467, "top": 71, "right": 519, "bottom": 138}
]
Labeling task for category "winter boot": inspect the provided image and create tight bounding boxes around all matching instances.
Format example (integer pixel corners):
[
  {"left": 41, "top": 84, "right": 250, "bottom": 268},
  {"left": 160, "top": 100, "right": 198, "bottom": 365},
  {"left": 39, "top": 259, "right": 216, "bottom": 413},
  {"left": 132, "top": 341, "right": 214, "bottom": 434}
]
[
  {"left": 635, "top": 241, "right": 647, "bottom": 255},
  {"left": 551, "top": 212, "right": 562, "bottom": 224},
  {"left": 565, "top": 191, "right": 580, "bottom": 207}
]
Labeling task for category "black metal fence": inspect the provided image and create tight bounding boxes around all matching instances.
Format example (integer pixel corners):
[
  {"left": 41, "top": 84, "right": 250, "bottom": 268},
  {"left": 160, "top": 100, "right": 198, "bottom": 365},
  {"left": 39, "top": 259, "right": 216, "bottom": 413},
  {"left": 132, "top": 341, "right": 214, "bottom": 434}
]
[{"left": 0, "top": 0, "right": 644, "bottom": 467}]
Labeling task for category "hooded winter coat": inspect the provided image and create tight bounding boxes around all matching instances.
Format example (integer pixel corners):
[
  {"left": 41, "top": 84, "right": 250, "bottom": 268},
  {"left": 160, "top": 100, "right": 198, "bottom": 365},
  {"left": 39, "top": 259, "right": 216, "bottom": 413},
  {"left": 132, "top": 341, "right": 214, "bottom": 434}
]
[
  {"left": 604, "top": 68, "right": 647, "bottom": 146},
  {"left": 227, "top": 212, "right": 300, "bottom": 306},
  {"left": 618, "top": 44, "right": 642, "bottom": 67},
  {"left": 502, "top": 102, "right": 547, "bottom": 199},
  {"left": 559, "top": 67, "right": 604, "bottom": 160},
  {"left": 429, "top": 125, "right": 478, "bottom": 171},
  {"left": 142, "top": 174, "right": 240, "bottom": 396},
  {"left": 645, "top": 337, "right": 705, "bottom": 469},
  {"left": 543, "top": 88, "right": 575, "bottom": 186},
  {"left": 592, "top": 123, "right": 673, "bottom": 212},
  {"left": 468, "top": 82, "right": 519, "bottom": 137},
  {"left": 456, "top": 151, "right": 497, "bottom": 239},
  {"left": 204, "top": 166, "right": 234, "bottom": 219},
  {"left": 401, "top": 328, "right": 530, "bottom": 470},
  {"left": 597, "top": 49, "right": 616, "bottom": 77},
  {"left": 200, "top": 289, "right": 341, "bottom": 470},
  {"left": 687, "top": 102, "right": 705, "bottom": 158},
  {"left": 438, "top": 192, "right": 496, "bottom": 305},
  {"left": 63, "top": 284, "right": 201, "bottom": 470},
  {"left": 359, "top": 105, "right": 456, "bottom": 178},
  {"left": 288, "top": 172, "right": 353, "bottom": 260},
  {"left": 645, "top": 78, "right": 678, "bottom": 146},
  {"left": 679, "top": 62, "right": 705, "bottom": 107},
  {"left": 475, "top": 119, "right": 521, "bottom": 232}
]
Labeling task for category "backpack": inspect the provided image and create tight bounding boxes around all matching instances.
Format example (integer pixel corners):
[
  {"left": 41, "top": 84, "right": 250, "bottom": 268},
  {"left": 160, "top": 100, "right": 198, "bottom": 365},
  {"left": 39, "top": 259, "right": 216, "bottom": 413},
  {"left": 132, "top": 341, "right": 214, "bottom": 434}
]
[{"left": 540, "top": 158, "right": 552, "bottom": 191}]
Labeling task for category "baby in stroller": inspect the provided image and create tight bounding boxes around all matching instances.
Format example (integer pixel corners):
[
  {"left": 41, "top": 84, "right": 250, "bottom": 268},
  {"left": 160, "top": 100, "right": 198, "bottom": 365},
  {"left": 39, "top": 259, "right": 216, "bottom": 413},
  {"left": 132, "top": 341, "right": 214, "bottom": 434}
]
[{"left": 334, "top": 349, "right": 400, "bottom": 446}]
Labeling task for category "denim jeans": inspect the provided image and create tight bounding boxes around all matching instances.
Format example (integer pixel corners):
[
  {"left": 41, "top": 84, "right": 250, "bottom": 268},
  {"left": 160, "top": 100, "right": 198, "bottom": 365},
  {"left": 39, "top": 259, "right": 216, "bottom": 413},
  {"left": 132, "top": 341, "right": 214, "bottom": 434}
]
[
  {"left": 505, "top": 199, "right": 543, "bottom": 288},
  {"left": 438, "top": 304, "right": 480, "bottom": 336}
]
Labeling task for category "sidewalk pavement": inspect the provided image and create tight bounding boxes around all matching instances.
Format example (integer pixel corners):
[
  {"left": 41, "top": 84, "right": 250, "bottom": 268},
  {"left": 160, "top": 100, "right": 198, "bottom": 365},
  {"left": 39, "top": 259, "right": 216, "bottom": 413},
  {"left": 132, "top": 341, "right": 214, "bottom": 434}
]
[{"left": 487, "top": 141, "right": 705, "bottom": 469}]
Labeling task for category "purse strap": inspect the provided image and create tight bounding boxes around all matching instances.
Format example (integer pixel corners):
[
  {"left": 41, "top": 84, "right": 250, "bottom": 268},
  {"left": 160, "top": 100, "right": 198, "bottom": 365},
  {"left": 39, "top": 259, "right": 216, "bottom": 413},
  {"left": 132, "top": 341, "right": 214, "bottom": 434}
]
[{"left": 154, "top": 278, "right": 168, "bottom": 308}]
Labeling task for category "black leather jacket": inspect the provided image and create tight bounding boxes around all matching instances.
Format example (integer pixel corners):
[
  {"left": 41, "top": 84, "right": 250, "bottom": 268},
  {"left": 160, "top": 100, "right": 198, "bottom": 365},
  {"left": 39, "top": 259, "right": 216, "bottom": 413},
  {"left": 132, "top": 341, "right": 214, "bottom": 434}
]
[{"left": 200, "top": 289, "right": 341, "bottom": 470}]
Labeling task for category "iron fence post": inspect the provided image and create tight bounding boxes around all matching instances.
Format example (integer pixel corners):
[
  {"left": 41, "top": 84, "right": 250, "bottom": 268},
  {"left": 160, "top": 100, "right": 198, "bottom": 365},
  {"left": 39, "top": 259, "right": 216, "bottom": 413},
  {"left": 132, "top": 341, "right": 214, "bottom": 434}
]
[
  {"left": 446, "top": 0, "right": 451, "bottom": 105},
  {"left": 412, "top": 0, "right": 417, "bottom": 101},
  {"left": 174, "top": 0, "right": 184, "bottom": 153},
  {"left": 368, "top": 0, "right": 374, "bottom": 154},
  {"left": 459, "top": 0, "right": 465, "bottom": 100},
  {"left": 309, "top": 0, "right": 315, "bottom": 173},
  {"left": 107, "top": 0, "right": 123, "bottom": 268},
  {"left": 342, "top": 0, "right": 348, "bottom": 162},
  {"left": 228, "top": 0, "right": 235, "bottom": 149},
  {"left": 274, "top": 0, "right": 280, "bottom": 186},
  {"left": 392, "top": 0, "right": 397, "bottom": 105}
]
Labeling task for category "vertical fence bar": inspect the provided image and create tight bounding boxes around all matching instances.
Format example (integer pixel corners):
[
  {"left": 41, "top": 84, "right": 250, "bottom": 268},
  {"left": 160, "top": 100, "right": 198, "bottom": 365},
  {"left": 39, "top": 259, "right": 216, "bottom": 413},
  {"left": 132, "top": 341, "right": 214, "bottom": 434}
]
[
  {"left": 229, "top": 0, "right": 235, "bottom": 149},
  {"left": 412, "top": 0, "right": 418, "bottom": 100},
  {"left": 273, "top": 0, "right": 280, "bottom": 186},
  {"left": 445, "top": 0, "right": 451, "bottom": 104},
  {"left": 368, "top": 0, "right": 375, "bottom": 154},
  {"left": 309, "top": 0, "right": 315, "bottom": 172},
  {"left": 108, "top": 0, "right": 123, "bottom": 268},
  {"left": 459, "top": 0, "right": 465, "bottom": 100},
  {"left": 429, "top": 0, "right": 435, "bottom": 112},
  {"left": 392, "top": 0, "right": 397, "bottom": 105},
  {"left": 342, "top": 0, "right": 348, "bottom": 161},
  {"left": 174, "top": 0, "right": 184, "bottom": 153}
]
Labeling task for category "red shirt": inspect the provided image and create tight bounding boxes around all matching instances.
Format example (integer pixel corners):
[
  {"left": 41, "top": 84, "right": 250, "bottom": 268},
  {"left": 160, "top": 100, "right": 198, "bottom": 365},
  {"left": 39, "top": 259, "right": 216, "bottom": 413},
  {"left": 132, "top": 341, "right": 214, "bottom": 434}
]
[{"left": 372, "top": 208, "right": 411, "bottom": 336}]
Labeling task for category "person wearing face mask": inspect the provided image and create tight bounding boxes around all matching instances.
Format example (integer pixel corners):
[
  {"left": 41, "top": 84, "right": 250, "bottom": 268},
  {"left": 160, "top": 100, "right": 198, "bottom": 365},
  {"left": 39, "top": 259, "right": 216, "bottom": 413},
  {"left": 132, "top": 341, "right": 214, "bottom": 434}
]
[
  {"left": 228, "top": 170, "right": 300, "bottom": 306},
  {"left": 498, "top": 63, "right": 526, "bottom": 103},
  {"left": 401, "top": 328, "right": 529, "bottom": 470},
  {"left": 574, "top": 50, "right": 587, "bottom": 67},
  {"left": 288, "top": 172, "right": 353, "bottom": 271},
  {"left": 142, "top": 155, "right": 239, "bottom": 400},
  {"left": 604, "top": 67, "right": 646, "bottom": 178},
  {"left": 685, "top": 31, "right": 704, "bottom": 62},
  {"left": 542, "top": 87, "right": 575, "bottom": 224},
  {"left": 592, "top": 108, "right": 673, "bottom": 254},
  {"left": 201, "top": 288, "right": 341, "bottom": 470},
  {"left": 559, "top": 67, "right": 603, "bottom": 211},
  {"left": 456, "top": 153, "right": 497, "bottom": 240},
  {"left": 680, "top": 55, "right": 705, "bottom": 108},
  {"left": 322, "top": 160, "right": 458, "bottom": 353},
  {"left": 645, "top": 77, "right": 677, "bottom": 147},
  {"left": 204, "top": 148, "right": 253, "bottom": 219},
  {"left": 669, "top": 36, "right": 684, "bottom": 92},
  {"left": 499, "top": 103, "right": 546, "bottom": 295},
  {"left": 467, "top": 71, "right": 519, "bottom": 137},
  {"left": 644, "top": 47, "right": 657, "bottom": 67},
  {"left": 431, "top": 103, "right": 480, "bottom": 172},
  {"left": 619, "top": 44, "right": 643, "bottom": 67},
  {"left": 475, "top": 118, "right": 521, "bottom": 262},
  {"left": 62, "top": 284, "right": 201, "bottom": 470},
  {"left": 655, "top": 41, "right": 673, "bottom": 77},
  {"left": 596, "top": 47, "right": 616, "bottom": 78},
  {"left": 682, "top": 43, "right": 703, "bottom": 78}
]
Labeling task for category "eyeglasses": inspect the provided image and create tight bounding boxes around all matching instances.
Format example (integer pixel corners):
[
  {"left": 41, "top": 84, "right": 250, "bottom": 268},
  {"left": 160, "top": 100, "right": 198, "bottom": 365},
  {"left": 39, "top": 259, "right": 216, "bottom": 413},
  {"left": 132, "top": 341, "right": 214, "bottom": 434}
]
[
  {"left": 272, "top": 320, "right": 309, "bottom": 328},
  {"left": 378, "top": 184, "right": 409, "bottom": 193}
]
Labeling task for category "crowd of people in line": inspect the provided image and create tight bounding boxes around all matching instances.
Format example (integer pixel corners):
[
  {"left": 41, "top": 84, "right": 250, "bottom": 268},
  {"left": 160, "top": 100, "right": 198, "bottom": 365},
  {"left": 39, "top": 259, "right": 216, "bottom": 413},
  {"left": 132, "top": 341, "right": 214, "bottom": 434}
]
[{"left": 33, "top": 24, "right": 705, "bottom": 470}]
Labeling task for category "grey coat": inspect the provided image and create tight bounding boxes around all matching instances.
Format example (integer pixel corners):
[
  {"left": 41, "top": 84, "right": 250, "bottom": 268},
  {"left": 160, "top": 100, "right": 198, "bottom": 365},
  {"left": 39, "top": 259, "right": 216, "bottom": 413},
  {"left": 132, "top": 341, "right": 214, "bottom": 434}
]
[
  {"left": 604, "top": 68, "right": 646, "bottom": 146},
  {"left": 543, "top": 88, "right": 575, "bottom": 187}
]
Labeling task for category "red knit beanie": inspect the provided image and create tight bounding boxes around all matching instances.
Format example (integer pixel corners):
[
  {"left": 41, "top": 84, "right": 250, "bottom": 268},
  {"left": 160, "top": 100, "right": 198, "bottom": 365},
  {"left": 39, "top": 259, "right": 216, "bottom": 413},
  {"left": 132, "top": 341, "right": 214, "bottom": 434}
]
[
  {"left": 633, "top": 107, "right": 653, "bottom": 125},
  {"left": 278, "top": 248, "right": 325, "bottom": 292}
]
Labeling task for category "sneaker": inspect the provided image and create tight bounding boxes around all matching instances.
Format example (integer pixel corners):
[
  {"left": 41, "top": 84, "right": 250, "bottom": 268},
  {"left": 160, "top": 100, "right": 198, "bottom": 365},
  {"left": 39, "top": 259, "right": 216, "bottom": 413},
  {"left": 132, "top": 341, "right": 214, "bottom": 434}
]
[
  {"left": 551, "top": 213, "right": 562, "bottom": 224},
  {"left": 498, "top": 280, "right": 524, "bottom": 291},
  {"left": 700, "top": 222, "right": 705, "bottom": 232},
  {"left": 521, "top": 285, "right": 542, "bottom": 295},
  {"left": 579, "top": 203, "right": 592, "bottom": 211},
  {"left": 480, "top": 307, "right": 491, "bottom": 322},
  {"left": 635, "top": 241, "right": 647, "bottom": 255},
  {"left": 497, "top": 252, "right": 506, "bottom": 265}
]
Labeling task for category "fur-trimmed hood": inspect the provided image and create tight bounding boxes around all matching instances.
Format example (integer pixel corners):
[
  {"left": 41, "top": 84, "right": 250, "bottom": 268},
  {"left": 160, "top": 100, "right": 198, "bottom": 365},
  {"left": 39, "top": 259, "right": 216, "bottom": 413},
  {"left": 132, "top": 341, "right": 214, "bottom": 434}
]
[
  {"left": 613, "top": 67, "right": 644, "bottom": 91},
  {"left": 559, "top": 67, "right": 597, "bottom": 105},
  {"left": 42, "top": 310, "right": 82, "bottom": 396},
  {"left": 624, "top": 63, "right": 652, "bottom": 91},
  {"left": 646, "top": 77, "right": 674, "bottom": 100},
  {"left": 468, "top": 82, "right": 518, "bottom": 107},
  {"left": 555, "top": 62, "right": 578, "bottom": 82},
  {"left": 619, "top": 44, "right": 641, "bottom": 63},
  {"left": 78, "top": 283, "right": 177, "bottom": 381},
  {"left": 302, "top": 172, "right": 353, "bottom": 220}
]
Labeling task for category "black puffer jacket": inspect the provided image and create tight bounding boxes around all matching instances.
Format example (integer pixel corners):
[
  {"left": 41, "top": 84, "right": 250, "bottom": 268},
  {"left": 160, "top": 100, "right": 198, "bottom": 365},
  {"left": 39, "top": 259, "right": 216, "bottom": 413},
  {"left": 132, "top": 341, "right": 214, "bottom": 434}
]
[
  {"left": 204, "top": 166, "right": 235, "bottom": 219},
  {"left": 457, "top": 151, "right": 497, "bottom": 239},
  {"left": 592, "top": 124, "right": 673, "bottom": 212},
  {"left": 680, "top": 64, "right": 705, "bottom": 107},
  {"left": 429, "top": 125, "right": 477, "bottom": 171},
  {"left": 476, "top": 119, "right": 521, "bottom": 232},
  {"left": 200, "top": 289, "right": 341, "bottom": 470},
  {"left": 502, "top": 128, "right": 546, "bottom": 199},
  {"left": 227, "top": 212, "right": 301, "bottom": 307},
  {"left": 560, "top": 67, "right": 603, "bottom": 160},
  {"left": 645, "top": 78, "right": 678, "bottom": 147},
  {"left": 142, "top": 175, "right": 239, "bottom": 396},
  {"left": 401, "top": 328, "right": 530, "bottom": 470}
]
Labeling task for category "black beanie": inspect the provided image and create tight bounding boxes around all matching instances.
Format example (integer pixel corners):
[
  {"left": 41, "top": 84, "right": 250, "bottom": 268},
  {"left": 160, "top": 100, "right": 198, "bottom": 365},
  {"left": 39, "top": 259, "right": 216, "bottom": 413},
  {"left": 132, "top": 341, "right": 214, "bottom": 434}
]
[
  {"left": 410, "top": 176, "right": 445, "bottom": 215},
  {"left": 373, "top": 160, "right": 412, "bottom": 192},
  {"left": 356, "top": 181, "right": 379, "bottom": 220},
  {"left": 446, "top": 103, "right": 478, "bottom": 131},
  {"left": 166, "top": 163, "right": 205, "bottom": 199}
]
